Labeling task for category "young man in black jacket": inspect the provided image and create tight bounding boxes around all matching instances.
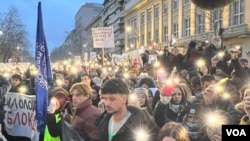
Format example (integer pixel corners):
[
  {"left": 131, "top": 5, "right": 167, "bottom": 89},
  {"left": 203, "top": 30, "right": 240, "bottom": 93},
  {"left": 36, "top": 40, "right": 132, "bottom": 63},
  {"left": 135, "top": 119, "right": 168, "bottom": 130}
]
[{"left": 95, "top": 78, "right": 159, "bottom": 141}]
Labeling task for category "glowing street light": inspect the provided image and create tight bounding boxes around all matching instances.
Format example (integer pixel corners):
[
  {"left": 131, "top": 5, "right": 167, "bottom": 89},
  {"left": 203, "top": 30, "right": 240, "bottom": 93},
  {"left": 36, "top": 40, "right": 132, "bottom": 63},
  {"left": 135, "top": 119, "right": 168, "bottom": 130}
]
[
  {"left": 125, "top": 25, "right": 140, "bottom": 49},
  {"left": 126, "top": 26, "right": 132, "bottom": 32}
]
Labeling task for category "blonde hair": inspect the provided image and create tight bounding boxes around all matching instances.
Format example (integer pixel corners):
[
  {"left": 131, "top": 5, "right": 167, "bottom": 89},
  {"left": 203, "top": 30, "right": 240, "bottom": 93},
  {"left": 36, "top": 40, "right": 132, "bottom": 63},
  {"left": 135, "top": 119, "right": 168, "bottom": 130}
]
[{"left": 69, "top": 82, "right": 92, "bottom": 96}]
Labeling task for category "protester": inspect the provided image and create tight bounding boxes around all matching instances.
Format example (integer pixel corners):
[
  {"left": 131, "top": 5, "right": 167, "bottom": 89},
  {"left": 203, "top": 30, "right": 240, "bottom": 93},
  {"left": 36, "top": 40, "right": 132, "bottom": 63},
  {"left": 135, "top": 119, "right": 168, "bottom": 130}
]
[
  {"left": 0, "top": 75, "right": 11, "bottom": 137},
  {"left": 44, "top": 87, "right": 70, "bottom": 141},
  {"left": 95, "top": 78, "right": 159, "bottom": 141},
  {"left": 182, "top": 105, "right": 209, "bottom": 141},
  {"left": 69, "top": 82, "right": 101, "bottom": 141},
  {"left": 9, "top": 74, "right": 23, "bottom": 92},
  {"left": 190, "top": 74, "right": 241, "bottom": 124},
  {"left": 80, "top": 73, "right": 95, "bottom": 87},
  {"left": 157, "top": 121, "right": 190, "bottom": 141},
  {"left": 1, "top": 75, "right": 34, "bottom": 141},
  {"left": 129, "top": 87, "right": 153, "bottom": 115},
  {"left": 239, "top": 85, "right": 250, "bottom": 125},
  {"left": 154, "top": 83, "right": 190, "bottom": 128},
  {"left": 204, "top": 110, "right": 232, "bottom": 141},
  {"left": 92, "top": 85, "right": 101, "bottom": 107}
]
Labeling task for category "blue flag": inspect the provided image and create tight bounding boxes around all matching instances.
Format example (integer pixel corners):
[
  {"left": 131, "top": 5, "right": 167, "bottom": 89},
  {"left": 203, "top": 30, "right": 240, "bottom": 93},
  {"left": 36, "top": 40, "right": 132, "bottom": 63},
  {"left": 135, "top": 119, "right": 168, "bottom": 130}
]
[{"left": 35, "top": 1, "right": 53, "bottom": 132}]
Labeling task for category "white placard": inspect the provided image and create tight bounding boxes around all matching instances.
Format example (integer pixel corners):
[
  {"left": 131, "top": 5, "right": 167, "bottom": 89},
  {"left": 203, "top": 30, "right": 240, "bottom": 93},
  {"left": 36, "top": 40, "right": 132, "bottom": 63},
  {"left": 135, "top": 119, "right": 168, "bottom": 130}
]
[
  {"left": 89, "top": 52, "right": 97, "bottom": 60},
  {"left": 3, "top": 92, "right": 39, "bottom": 141},
  {"left": 92, "top": 27, "right": 115, "bottom": 48}
]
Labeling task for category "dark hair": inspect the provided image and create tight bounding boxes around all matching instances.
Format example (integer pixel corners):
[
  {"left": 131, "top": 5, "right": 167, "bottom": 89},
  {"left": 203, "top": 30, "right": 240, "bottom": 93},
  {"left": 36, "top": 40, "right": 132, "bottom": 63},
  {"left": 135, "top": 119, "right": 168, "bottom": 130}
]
[
  {"left": 138, "top": 76, "right": 156, "bottom": 88},
  {"left": 190, "top": 76, "right": 201, "bottom": 87},
  {"left": 81, "top": 73, "right": 90, "bottom": 78},
  {"left": 157, "top": 121, "right": 190, "bottom": 141},
  {"left": 214, "top": 72, "right": 228, "bottom": 79},
  {"left": 200, "top": 74, "right": 215, "bottom": 84},
  {"left": 101, "top": 78, "right": 130, "bottom": 95},
  {"left": 92, "top": 85, "right": 101, "bottom": 107},
  {"left": 11, "top": 74, "right": 22, "bottom": 81}
]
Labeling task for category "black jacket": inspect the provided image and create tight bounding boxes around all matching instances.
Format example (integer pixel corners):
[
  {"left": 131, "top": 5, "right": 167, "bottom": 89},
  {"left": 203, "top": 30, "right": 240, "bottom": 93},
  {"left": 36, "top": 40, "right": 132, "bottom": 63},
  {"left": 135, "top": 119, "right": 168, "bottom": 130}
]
[{"left": 95, "top": 106, "right": 159, "bottom": 141}]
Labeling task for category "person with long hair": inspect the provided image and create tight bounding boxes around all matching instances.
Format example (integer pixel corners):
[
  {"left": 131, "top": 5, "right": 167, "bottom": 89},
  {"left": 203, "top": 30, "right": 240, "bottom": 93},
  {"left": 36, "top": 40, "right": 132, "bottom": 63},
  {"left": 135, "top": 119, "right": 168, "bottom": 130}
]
[
  {"left": 157, "top": 121, "right": 190, "bottom": 141},
  {"left": 154, "top": 83, "right": 190, "bottom": 128},
  {"left": 91, "top": 85, "right": 101, "bottom": 107}
]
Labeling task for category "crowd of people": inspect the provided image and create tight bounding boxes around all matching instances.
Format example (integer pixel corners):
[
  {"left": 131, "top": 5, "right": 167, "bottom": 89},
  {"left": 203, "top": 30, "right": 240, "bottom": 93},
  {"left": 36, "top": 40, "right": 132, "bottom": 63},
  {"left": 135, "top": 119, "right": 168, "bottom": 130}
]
[{"left": 0, "top": 37, "right": 250, "bottom": 141}]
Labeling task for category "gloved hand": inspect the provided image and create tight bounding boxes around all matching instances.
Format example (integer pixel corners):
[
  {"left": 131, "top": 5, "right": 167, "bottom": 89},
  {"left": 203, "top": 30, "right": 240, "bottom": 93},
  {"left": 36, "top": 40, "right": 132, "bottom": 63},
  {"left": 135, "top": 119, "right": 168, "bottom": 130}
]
[{"left": 160, "top": 94, "right": 171, "bottom": 105}]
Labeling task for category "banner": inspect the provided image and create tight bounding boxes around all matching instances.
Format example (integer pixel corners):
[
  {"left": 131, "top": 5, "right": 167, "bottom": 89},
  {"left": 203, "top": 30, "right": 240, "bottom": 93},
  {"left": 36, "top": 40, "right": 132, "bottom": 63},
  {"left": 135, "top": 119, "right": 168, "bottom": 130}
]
[
  {"left": 35, "top": 1, "right": 53, "bottom": 132},
  {"left": 3, "top": 92, "right": 39, "bottom": 141},
  {"left": 92, "top": 27, "right": 115, "bottom": 48},
  {"left": 89, "top": 52, "right": 97, "bottom": 60},
  {"left": 111, "top": 54, "right": 122, "bottom": 65}
]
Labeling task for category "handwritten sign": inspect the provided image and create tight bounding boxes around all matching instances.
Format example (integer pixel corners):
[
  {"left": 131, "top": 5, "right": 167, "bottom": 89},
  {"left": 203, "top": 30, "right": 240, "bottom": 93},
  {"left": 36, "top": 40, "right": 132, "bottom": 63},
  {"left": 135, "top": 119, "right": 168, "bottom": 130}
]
[
  {"left": 92, "top": 27, "right": 115, "bottom": 48},
  {"left": 3, "top": 92, "right": 39, "bottom": 141},
  {"left": 90, "top": 52, "right": 97, "bottom": 60}
]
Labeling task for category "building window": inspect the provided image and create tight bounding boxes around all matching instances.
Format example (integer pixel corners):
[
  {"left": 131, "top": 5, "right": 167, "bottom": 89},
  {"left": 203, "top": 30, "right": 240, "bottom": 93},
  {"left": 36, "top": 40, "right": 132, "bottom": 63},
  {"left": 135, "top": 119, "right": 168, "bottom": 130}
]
[
  {"left": 148, "top": 32, "right": 151, "bottom": 41},
  {"left": 163, "top": 3, "right": 168, "bottom": 13},
  {"left": 184, "top": 19, "right": 190, "bottom": 37},
  {"left": 132, "top": 19, "right": 137, "bottom": 29},
  {"left": 213, "top": 9, "right": 222, "bottom": 30},
  {"left": 155, "top": 29, "right": 159, "bottom": 43},
  {"left": 154, "top": 6, "right": 159, "bottom": 17},
  {"left": 233, "top": 0, "right": 244, "bottom": 25},
  {"left": 147, "top": 10, "right": 151, "bottom": 21},
  {"left": 141, "top": 14, "right": 145, "bottom": 24},
  {"left": 173, "top": 23, "right": 178, "bottom": 38},
  {"left": 141, "top": 34, "right": 145, "bottom": 45},
  {"left": 173, "top": 0, "right": 178, "bottom": 9},
  {"left": 197, "top": 14, "right": 204, "bottom": 33},
  {"left": 163, "top": 26, "right": 168, "bottom": 42},
  {"left": 183, "top": 0, "right": 190, "bottom": 4},
  {"left": 128, "top": 19, "right": 137, "bottom": 30}
]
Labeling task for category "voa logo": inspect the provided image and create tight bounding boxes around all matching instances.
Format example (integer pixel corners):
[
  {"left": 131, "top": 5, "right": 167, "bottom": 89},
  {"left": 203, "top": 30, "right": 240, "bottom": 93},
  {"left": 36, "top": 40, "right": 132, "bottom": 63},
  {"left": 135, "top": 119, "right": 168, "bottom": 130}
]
[{"left": 226, "top": 129, "right": 246, "bottom": 136}]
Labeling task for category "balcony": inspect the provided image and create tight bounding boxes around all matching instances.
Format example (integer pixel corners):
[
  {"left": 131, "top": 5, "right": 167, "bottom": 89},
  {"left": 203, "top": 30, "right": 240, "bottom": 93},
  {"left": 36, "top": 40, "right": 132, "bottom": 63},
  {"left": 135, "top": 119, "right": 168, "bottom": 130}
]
[
  {"left": 107, "top": 12, "right": 123, "bottom": 25},
  {"left": 224, "top": 23, "right": 250, "bottom": 39}
]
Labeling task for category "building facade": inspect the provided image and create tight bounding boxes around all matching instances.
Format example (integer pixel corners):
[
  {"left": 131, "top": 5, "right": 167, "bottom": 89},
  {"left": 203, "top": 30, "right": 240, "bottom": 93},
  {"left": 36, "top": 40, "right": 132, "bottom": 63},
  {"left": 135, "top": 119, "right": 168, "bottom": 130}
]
[
  {"left": 61, "top": 0, "right": 250, "bottom": 63},
  {"left": 123, "top": 0, "right": 250, "bottom": 60},
  {"left": 101, "top": 0, "right": 125, "bottom": 54},
  {"left": 73, "top": 3, "right": 103, "bottom": 57}
]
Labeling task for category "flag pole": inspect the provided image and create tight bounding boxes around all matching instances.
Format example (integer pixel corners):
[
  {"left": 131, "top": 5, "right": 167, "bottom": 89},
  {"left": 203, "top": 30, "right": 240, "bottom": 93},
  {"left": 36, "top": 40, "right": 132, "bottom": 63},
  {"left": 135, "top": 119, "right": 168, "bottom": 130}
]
[{"left": 102, "top": 46, "right": 104, "bottom": 67}]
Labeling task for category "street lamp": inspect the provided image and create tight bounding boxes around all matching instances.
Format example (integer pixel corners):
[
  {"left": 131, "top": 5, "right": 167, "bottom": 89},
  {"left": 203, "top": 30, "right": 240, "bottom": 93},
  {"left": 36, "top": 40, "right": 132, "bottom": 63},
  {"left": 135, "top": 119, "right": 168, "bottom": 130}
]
[
  {"left": 83, "top": 44, "right": 89, "bottom": 61},
  {"left": 0, "top": 30, "right": 3, "bottom": 36}
]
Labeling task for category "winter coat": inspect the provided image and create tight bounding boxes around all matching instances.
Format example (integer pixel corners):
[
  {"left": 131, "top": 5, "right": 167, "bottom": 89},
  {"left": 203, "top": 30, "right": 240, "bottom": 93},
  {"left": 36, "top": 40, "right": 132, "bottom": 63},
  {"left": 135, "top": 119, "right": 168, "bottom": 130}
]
[
  {"left": 240, "top": 115, "right": 250, "bottom": 125},
  {"left": 154, "top": 101, "right": 188, "bottom": 128},
  {"left": 190, "top": 94, "right": 242, "bottom": 124},
  {"left": 71, "top": 100, "right": 101, "bottom": 141},
  {"left": 95, "top": 106, "right": 159, "bottom": 141}
]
